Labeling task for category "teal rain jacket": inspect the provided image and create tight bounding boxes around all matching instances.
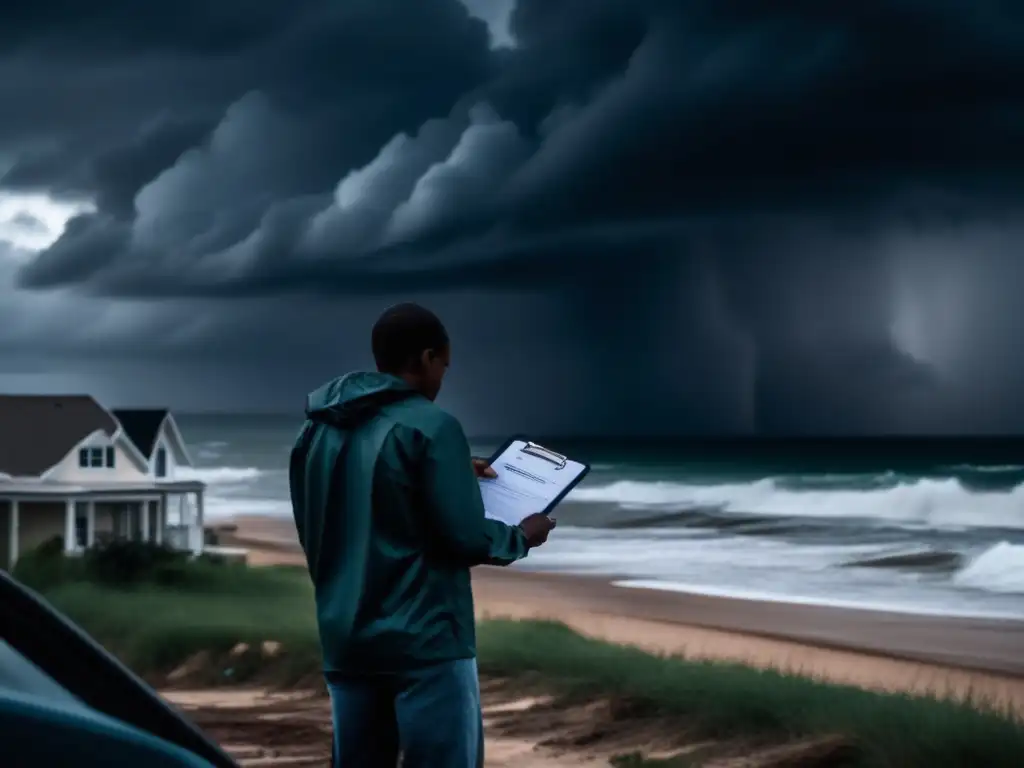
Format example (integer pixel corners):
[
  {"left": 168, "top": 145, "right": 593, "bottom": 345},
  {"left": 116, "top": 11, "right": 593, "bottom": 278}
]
[{"left": 289, "top": 372, "right": 529, "bottom": 675}]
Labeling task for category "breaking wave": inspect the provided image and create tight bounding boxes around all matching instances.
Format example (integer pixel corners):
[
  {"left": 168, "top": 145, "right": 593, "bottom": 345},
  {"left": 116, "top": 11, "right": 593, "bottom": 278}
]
[
  {"left": 569, "top": 476, "right": 1024, "bottom": 530},
  {"left": 953, "top": 542, "right": 1024, "bottom": 594},
  {"left": 177, "top": 466, "right": 265, "bottom": 484}
]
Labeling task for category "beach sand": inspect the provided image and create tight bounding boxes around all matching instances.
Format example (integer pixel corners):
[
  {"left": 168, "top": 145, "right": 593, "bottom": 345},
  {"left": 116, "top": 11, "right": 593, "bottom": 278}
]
[{"left": 190, "top": 515, "right": 1024, "bottom": 765}]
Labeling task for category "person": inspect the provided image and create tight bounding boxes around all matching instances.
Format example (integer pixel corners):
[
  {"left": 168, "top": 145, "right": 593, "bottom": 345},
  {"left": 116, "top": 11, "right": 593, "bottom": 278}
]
[{"left": 289, "top": 302, "right": 556, "bottom": 768}]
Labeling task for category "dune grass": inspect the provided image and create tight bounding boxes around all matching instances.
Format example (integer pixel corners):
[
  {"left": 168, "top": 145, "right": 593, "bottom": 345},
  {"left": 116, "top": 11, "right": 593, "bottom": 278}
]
[
  {"left": 33, "top": 562, "right": 1024, "bottom": 768},
  {"left": 477, "top": 620, "right": 1024, "bottom": 767},
  {"left": 40, "top": 564, "right": 321, "bottom": 675}
]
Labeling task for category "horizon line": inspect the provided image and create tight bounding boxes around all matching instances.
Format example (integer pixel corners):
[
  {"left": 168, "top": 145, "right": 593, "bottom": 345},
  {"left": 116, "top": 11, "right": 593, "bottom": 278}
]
[{"left": 169, "top": 413, "right": 1024, "bottom": 440}]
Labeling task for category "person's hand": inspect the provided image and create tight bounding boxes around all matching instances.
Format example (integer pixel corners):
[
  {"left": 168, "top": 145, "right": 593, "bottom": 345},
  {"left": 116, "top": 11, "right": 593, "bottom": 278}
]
[
  {"left": 471, "top": 457, "right": 497, "bottom": 479},
  {"left": 519, "top": 512, "right": 556, "bottom": 548}
]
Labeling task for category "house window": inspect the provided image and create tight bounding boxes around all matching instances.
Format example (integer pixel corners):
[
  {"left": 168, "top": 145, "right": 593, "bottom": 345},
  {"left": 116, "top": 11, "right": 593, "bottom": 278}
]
[
  {"left": 155, "top": 447, "right": 167, "bottom": 478},
  {"left": 78, "top": 447, "right": 107, "bottom": 468},
  {"left": 75, "top": 507, "right": 89, "bottom": 549}
]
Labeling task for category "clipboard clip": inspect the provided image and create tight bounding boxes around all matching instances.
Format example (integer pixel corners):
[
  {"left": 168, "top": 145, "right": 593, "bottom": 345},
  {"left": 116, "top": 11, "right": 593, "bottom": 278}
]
[{"left": 521, "top": 441, "right": 567, "bottom": 470}]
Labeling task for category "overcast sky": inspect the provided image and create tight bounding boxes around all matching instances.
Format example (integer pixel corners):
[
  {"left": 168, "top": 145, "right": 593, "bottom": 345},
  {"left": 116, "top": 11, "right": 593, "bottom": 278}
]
[{"left": 2, "top": 0, "right": 1024, "bottom": 435}]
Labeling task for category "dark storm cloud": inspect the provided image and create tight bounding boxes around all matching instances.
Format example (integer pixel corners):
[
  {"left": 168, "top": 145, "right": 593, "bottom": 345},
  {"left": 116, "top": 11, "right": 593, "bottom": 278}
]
[
  {"left": 12, "top": 0, "right": 1024, "bottom": 297},
  {"left": 5, "top": 115, "right": 214, "bottom": 216},
  {"left": 0, "top": 0, "right": 494, "bottom": 209},
  {"left": 0, "top": 1, "right": 309, "bottom": 55},
  {"left": 4, "top": 0, "right": 1024, "bottom": 433}
]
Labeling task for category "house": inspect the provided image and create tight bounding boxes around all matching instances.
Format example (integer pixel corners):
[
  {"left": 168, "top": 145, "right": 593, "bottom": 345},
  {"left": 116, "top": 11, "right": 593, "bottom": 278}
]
[
  {"left": 0, "top": 396, "right": 206, "bottom": 571},
  {"left": 112, "top": 408, "right": 205, "bottom": 553}
]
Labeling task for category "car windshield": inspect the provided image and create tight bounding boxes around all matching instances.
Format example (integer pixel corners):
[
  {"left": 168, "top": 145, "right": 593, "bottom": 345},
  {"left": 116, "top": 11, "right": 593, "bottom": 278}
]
[{"left": 0, "top": 637, "right": 80, "bottom": 705}]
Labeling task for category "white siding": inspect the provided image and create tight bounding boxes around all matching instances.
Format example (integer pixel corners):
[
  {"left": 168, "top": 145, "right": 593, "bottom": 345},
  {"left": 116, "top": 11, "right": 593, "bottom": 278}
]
[{"left": 46, "top": 435, "right": 149, "bottom": 483}]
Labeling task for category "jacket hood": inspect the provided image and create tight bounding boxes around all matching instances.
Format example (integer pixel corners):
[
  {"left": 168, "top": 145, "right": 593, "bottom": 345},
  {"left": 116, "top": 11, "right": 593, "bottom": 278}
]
[{"left": 305, "top": 372, "right": 417, "bottom": 429}]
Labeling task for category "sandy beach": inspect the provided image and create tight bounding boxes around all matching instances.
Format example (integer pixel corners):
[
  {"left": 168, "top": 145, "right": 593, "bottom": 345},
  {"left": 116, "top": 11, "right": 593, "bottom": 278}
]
[{"left": 193, "top": 515, "right": 1024, "bottom": 765}]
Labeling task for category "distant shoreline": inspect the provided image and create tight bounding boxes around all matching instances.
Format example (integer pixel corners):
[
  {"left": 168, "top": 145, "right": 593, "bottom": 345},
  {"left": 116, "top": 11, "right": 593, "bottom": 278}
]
[{"left": 177, "top": 414, "right": 1024, "bottom": 444}]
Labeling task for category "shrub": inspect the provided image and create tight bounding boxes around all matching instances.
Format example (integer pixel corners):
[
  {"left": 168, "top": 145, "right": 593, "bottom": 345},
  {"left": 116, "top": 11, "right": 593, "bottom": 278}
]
[
  {"left": 33, "top": 535, "right": 66, "bottom": 560},
  {"left": 14, "top": 538, "right": 260, "bottom": 593},
  {"left": 196, "top": 552, "right": 228, "bottom": 567},
  {"left": 12, "top": 536, "right": 85, "bottom": 590},
  {"left": 83, "top": 540, "right": 190, "bottom": 587}
]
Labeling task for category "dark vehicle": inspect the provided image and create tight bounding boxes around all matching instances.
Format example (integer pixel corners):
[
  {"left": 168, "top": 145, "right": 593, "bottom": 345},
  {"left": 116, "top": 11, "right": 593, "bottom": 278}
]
[{"left": 0, "top": 569, "right": 238, "bottom": 767}]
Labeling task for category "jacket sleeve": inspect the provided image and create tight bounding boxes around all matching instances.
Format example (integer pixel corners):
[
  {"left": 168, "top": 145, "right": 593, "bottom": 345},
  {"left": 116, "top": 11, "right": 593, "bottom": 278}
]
[{"left": 422, "top": 415, "right": 529, "bottom": 567}]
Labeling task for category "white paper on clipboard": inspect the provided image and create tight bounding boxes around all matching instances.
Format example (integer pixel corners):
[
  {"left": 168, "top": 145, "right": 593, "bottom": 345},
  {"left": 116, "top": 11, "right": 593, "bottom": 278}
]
[{"left": 479, "top": 439, "right": 588, "bottom": 525}]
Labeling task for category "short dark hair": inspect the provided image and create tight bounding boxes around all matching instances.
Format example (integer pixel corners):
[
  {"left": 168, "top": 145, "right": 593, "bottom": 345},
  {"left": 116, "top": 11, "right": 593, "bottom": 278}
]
[{"left": 371, "top": 303, "right": 449, "bottom": 374}]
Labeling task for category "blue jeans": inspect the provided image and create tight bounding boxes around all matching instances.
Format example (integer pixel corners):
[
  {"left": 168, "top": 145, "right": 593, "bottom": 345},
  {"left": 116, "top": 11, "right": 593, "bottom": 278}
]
[{"left": 326, "top": 658, "right": 483, "bottom": 768}]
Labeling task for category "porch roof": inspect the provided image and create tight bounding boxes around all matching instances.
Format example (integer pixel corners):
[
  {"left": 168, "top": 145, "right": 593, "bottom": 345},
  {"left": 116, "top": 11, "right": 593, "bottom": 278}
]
[{"left": 0, "top": 479, "right": 205, "bottom": 499}]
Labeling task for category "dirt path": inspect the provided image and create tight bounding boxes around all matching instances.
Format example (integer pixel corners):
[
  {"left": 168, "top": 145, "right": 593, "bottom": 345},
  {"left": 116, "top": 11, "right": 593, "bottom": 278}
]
[
  {"left": 164, "top": 680, "right": 855, "bottom": 768},
  {"left": 165, "top": 686, "right": 598, "bottom": 767}
]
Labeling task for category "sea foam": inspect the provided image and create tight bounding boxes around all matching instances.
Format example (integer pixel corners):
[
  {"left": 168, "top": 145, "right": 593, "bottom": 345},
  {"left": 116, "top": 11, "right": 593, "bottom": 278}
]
[
  {"left": 953, "top": 542, "right": 1024, "bottom": 594},
  {"left": 570, "top": 477, "right": 1024, "bottom": 530}
]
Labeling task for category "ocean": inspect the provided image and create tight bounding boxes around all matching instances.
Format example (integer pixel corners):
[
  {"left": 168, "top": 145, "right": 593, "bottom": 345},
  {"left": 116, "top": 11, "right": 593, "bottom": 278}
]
[{"left": 176, "top": 414, "right": 1024, "bottom": 620}]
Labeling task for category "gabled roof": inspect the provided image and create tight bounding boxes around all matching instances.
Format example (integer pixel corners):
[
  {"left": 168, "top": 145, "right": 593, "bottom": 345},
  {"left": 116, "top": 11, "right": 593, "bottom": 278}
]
[
  {"left": 0, "top": 395, "right": 118, "bottom": 477},
  {"left": 112, "top": 409, "right": 168, "bottom": 458}
]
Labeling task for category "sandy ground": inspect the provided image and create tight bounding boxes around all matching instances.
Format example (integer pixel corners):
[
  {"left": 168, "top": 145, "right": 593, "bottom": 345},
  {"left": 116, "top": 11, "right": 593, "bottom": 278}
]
[
  {"left": 189, "top": 515, "right": 1024, "bottom": 765},
  {"left": 165, "top": 682, "right": 855, "bottom": 767},
  {"left": 164, "top": 685, "right": 627, "bottom": 767}
]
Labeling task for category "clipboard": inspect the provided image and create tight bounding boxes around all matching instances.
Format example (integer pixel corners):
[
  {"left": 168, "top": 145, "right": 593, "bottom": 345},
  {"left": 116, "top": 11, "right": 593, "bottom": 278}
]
[{"left": 480, "top": 435, "right": 590, "bottom": 525}]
